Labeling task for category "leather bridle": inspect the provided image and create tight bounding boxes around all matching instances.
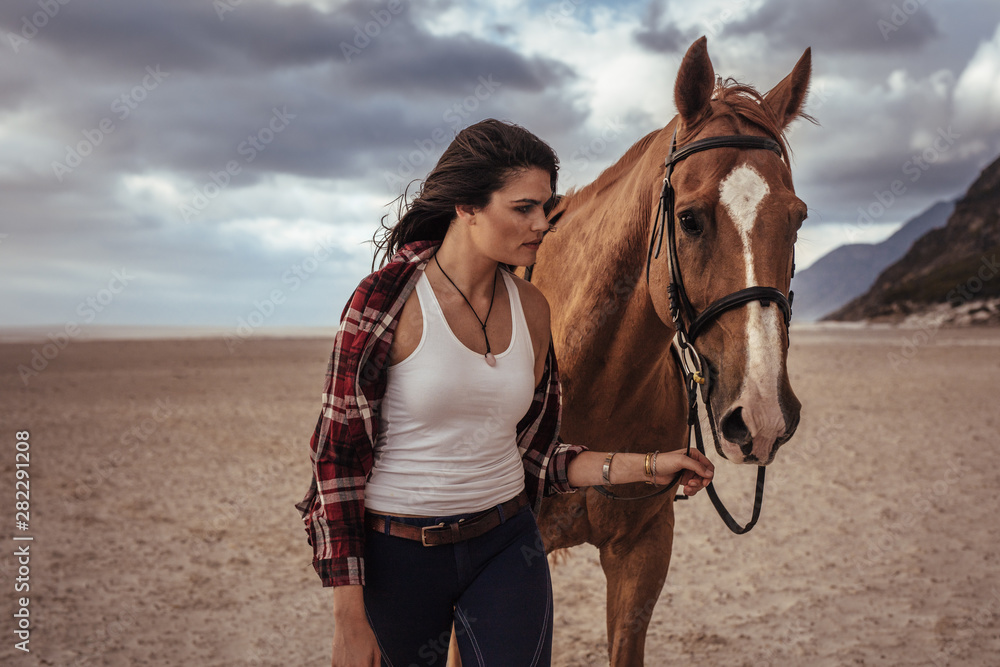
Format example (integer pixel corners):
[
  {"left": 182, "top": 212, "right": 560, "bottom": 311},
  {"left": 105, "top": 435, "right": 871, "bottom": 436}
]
[{"left": 594, "top": 126, "right": 796, "bottom": 533}]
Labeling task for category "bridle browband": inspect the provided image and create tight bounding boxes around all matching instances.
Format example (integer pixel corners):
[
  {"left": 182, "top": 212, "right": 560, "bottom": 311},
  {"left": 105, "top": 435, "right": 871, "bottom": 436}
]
[
  {"left": 645, "top": 127, "right": 793, "bottom": 336},
  {"left": 598, "top": 126, "right": 796, "bottom": 534}
]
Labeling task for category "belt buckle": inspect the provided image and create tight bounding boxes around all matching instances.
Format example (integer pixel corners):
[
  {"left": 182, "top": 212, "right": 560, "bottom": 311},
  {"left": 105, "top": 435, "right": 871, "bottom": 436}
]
[
  {"left": 421, "top": 521, "right": 447, "bottom": 547},
  {"left": 420, "top": 518, "right": 466, "bottom": 546}
]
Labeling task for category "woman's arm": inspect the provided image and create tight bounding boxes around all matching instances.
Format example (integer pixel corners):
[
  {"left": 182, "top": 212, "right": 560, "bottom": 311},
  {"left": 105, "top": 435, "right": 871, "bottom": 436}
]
[
  {"left": 512, "top": 275, "right": 714, "bottom": 496},
  {"left": 332, "top": 586, "right": 380, "bottom": 667},
  {"left": 566, "top": 449, "right": 714, "bottom": 496}
]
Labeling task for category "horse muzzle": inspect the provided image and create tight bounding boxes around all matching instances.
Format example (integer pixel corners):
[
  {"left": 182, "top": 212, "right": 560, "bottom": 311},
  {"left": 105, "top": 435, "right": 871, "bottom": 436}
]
[{"left": 714, "top": 394, "right": 801, "bottom": 465}]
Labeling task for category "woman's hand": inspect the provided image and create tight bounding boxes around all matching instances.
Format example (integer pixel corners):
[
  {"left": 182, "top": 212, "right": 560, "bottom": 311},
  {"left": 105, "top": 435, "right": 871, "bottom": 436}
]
[
  {"left": 332, "top": 615, "right": 380, "bottom": 667},
  {"left": 332, "top": 586, "right": 381, "bottom": 667},
  {"left": 650, "top": 449, "right": 714, "bottom": 495}
]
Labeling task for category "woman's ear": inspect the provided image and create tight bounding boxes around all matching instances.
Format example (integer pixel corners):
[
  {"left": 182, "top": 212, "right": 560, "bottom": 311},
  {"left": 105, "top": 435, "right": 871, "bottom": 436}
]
[{"left": 455, "top": 203, "right": 477, "bottom": 224}]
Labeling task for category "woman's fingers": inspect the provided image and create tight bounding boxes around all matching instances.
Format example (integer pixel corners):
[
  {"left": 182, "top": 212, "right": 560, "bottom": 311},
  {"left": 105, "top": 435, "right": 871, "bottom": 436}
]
[
  {"left": 676, "top": 450, "right": 714, "bottom": 479},
  {"left": 670, "top": 451, "right": 714, "bottom": 494},
  {"left": 688, "top": 449, "right": 715, "bottom": 476},
  {"left": 652, "top": 451, "right": 713, "bottom": 491}
]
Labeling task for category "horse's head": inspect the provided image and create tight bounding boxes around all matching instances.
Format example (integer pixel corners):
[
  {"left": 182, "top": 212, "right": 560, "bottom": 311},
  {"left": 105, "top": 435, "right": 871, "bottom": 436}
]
[{"left": 647, "top": 37, "right": 811, "bottom": 465}]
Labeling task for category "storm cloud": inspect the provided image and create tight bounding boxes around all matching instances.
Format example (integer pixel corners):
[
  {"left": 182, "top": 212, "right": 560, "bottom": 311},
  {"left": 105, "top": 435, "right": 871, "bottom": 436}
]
[{"left": 1, "top": 0, "right": 999, "bottom": 330}]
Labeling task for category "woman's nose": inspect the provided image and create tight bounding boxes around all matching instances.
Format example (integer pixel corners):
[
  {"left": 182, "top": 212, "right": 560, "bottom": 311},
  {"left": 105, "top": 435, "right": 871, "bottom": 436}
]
[{"left": 530, "top": 210, "right": 549, "bottom": 231}]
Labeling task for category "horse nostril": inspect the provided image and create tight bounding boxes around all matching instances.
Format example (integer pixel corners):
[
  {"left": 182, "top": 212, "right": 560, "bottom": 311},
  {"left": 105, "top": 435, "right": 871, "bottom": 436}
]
[{"left": 720, "top": 406, "right": 753, "bottom": 455}]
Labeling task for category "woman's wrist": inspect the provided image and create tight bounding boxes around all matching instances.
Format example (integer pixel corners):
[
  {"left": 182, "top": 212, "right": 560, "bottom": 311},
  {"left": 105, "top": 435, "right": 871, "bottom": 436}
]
[
  {"left": 333, "top": 584, "right": 367, "bottom": 620},
  {"left": 566, "top": 450, "right": 671, "bottom": 488},
  {"left": 609, "top": 452, "right": 650, "bottom": 485}
]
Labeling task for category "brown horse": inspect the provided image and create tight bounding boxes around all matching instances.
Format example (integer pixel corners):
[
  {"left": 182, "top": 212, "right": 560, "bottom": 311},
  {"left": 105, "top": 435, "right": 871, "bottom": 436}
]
[
  {"left": 446, "top": 36, "right": 811, "bottom": 665},
  {"left": 530, "top": 37, "right": 811, "bottom": 664}
]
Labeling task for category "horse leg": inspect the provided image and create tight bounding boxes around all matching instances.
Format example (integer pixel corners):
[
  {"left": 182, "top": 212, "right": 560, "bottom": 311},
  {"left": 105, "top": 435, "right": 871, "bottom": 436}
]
[
  {"left": 598, "top": 501, "right": 675, "bottom": 666},
  {"left": 446, "top": 623, "right": 461, "bottom": 667}
]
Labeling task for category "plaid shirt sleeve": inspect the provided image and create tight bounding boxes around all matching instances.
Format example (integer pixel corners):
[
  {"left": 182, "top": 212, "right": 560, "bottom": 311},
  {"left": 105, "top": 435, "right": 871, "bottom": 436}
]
[
  {"left": 293, "top": 272, "right": 382, "bottom": 588},
  {"left": 294, "top": 241, "right": 433, "bottom": 588},
  {"left": 517, "top": 337, "right": 588, "bottom": 513}
]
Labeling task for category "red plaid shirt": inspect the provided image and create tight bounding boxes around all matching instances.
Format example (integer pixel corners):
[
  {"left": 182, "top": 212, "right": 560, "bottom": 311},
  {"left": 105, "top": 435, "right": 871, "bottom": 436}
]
[{"left": 294, "top": 239, "right": 587, "bottom": 587}]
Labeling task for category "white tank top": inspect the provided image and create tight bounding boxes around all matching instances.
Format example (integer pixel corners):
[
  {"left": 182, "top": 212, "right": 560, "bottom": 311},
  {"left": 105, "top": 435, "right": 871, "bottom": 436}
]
[{"left": 364, "top": 267, "right": 535, "bottom": 515}]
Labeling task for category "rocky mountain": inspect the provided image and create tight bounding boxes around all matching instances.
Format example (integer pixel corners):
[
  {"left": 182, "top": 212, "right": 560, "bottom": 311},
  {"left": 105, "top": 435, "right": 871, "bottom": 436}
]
[
  {"left": 825, "top": 153, "right": 1000, "bottom": 325},
  {"left": 791, "top": 200, "right": 954, "bottom": 321}
]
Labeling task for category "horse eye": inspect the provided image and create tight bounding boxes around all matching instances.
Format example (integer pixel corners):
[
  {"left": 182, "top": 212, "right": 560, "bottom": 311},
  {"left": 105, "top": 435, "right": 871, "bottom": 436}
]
[{"left": 678, "top": 211, "right": 702, "bottom": 236}]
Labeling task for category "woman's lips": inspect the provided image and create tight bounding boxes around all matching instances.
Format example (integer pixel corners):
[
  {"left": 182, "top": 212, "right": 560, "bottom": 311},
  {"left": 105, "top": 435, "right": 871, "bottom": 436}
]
[{"left": 523, "top": 241, "right": 541, "bottom": 249}]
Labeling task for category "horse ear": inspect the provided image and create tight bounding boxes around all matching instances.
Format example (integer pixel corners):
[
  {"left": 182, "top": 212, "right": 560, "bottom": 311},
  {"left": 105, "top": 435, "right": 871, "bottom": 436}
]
[
  {"left": 763, "top": 47, "right": 812, "bottom": 130},
  {"left": 674, "top": 36, "right": 715, "bottom": 128}
]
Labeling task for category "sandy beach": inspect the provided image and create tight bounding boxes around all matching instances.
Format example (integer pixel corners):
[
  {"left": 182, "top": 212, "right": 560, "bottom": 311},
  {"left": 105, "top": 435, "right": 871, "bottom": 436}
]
[{"left": 1, "top": 325, "right": 998, "bottom": 666}]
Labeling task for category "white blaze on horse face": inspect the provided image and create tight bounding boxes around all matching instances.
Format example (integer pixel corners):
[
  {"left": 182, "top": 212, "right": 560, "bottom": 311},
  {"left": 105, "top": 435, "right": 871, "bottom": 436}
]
[{"left": 718, "top": 164, "right": 786, "bottom": 457}]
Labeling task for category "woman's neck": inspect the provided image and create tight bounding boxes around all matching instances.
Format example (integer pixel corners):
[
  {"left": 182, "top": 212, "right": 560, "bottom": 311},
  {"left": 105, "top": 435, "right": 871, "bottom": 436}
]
[{"left": 428, "top": 231, "right": 500, "bottom": 298}]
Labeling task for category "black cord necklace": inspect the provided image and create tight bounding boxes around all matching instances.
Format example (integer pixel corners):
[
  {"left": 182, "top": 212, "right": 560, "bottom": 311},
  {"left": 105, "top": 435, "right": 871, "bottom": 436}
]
[{"left": 433, "top": 253, "right": 499, "bottom": 366}]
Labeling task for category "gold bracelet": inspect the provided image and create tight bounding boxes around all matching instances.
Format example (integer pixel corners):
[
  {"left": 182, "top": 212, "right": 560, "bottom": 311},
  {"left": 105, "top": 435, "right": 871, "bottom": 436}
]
[
  {"left": 644, "top": 452, "right": 654, "bottom": 477},
  {"left": 651, "top": 450, "right": 659, "bottom": 486},
  {"left": 602, "top": 452, "right": 616, "bottom": 485}
]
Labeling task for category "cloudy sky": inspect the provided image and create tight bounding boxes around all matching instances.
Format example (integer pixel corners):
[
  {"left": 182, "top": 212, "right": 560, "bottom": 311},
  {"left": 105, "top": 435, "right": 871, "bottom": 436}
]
[{"left": 2, "top": 0, "right": 1000, "bottom": 331}]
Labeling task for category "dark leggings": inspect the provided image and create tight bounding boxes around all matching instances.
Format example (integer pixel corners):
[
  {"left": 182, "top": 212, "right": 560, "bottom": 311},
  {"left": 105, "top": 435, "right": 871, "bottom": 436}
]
[{"left": 362, "top": 501, "right": 553, "bottom": 666}]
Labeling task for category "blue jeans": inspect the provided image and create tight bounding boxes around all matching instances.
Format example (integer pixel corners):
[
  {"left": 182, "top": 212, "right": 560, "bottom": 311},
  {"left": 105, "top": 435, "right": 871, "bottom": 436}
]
[{"left": 362, "top": 500, "right": 553, "bottom": 666}]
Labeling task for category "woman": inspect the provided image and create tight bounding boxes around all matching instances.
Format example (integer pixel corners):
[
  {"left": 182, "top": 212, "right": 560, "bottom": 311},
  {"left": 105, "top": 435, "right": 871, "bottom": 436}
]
[{"left": 295, "top": 119, "right": 714, "bottom": 666}]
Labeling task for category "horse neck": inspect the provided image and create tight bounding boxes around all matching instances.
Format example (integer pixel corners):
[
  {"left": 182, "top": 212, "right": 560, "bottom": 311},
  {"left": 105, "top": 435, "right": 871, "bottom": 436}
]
[{"left": 539, "top": 134, "right": 683, "bottom": 393}]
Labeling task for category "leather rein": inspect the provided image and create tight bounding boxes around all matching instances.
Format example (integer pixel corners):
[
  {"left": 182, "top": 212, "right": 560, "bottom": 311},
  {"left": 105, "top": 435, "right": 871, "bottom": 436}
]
[{"left": 526, "top": 126, "right": 795, "bottom": 535}]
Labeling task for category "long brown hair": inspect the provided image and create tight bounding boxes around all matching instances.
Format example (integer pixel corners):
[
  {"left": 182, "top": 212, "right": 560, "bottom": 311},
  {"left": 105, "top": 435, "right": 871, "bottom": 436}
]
[{"left": 372, "top": 118, "right": 559, "bottom": 270}]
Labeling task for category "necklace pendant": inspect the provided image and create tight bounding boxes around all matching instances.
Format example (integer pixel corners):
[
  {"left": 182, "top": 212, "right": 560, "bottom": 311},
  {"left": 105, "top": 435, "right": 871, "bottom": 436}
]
[{"left": 484, "top": 352, "right": 497, "bottom": 367}]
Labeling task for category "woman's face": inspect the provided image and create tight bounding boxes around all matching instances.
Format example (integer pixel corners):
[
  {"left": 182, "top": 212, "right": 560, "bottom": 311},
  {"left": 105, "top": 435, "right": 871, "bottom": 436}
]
[{"left": 463, "top": 166, "right": 553, "bottom": 266}]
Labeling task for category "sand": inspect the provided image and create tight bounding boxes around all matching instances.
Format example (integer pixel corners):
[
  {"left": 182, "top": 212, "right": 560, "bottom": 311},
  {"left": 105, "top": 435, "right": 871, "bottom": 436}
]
[{"left": 1, "top": 325, "right": 998, "bottom": 666}]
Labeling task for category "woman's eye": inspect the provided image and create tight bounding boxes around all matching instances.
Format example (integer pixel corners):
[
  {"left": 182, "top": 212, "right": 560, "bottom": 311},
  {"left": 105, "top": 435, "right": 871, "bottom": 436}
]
[
  {"left": 516, "top": 205, "right": 532, "bottom": 214},
  {"left": 678, "top": 211, "right": 702, "bottom": 236}
]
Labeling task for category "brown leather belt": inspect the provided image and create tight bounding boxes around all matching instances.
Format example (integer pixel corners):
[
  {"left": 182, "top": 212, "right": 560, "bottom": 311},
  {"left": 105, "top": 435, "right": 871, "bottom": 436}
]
[{"left": 365, "top": 491, "right": 529, "bottom": 546}]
